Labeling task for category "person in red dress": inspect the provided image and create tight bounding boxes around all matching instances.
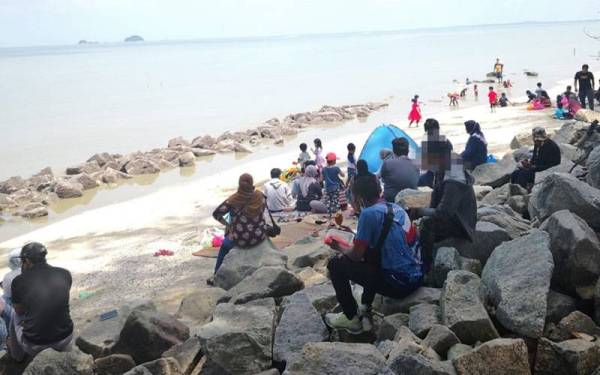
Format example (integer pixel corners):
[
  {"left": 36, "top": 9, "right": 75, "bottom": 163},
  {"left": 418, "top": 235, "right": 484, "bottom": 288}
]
[
  {"left": 488, "top": 86, "right": 498, "bottom": 113},
  {"left": 408, "top": 95, "right": 422, "bottom": 128}
]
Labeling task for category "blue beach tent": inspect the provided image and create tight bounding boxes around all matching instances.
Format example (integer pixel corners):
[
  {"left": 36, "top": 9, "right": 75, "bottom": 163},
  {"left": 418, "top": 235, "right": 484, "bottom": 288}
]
[{"left": 359, "top": 124, "right": 421, "bottom": 173}]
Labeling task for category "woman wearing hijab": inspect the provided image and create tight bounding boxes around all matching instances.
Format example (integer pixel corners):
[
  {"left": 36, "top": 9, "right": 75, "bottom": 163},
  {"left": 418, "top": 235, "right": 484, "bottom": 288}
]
[
  {"left": 292, "top": 165, "right": 323, "bottom": 212},
  {"left": 461, "top": 120, "right": 488, "bottom": 171},
  {"left": 212, "top": 173, "right": 267, "bottom": 273}
]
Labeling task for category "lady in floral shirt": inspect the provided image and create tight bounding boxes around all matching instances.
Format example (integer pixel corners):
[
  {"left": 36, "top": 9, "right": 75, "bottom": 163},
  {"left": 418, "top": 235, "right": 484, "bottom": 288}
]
[{"left": 212, "top": 173, "right": 267, "bottom": 273}]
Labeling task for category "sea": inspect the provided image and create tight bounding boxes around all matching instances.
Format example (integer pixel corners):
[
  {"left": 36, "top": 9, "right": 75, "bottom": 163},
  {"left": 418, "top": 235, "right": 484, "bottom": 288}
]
[{"left": 1, "top": 20, "right": 600, "bottom": 240}]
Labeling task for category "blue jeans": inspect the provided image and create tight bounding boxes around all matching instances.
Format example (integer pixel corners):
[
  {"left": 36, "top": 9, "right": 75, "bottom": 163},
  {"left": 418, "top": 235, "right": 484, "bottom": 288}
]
[{"left": 214, "top": 237, "right": 235, "bottom": 274}]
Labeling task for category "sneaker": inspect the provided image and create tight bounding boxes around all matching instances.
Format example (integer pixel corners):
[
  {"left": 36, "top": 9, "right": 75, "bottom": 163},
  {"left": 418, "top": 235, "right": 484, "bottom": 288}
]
[{"left": 324, "top": 312, "right": 363, "bottom": 334}]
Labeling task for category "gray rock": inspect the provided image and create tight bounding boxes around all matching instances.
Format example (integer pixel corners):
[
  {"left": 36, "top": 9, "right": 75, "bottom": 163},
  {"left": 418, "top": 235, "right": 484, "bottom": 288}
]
[
  {"left": 546, "top": 290, "right": 577, "bottom": 323},
  {"left": 552, "top": 120, "right": 586, "bottom": 144},
  {"left": 529, "top": 173, "right": 600, "bottom": 231},
  {"left": 294, "top": 268, "right": 328, "bottom": 287},
  {"left": 112, "top": 306, "right": 190, "bottom": 364},
  {"left": 225, "top": 266, "right": 303, "bottom": 304},
  {"left": 196, "top": 302, "right": 275, "bottom": 374},
  {"left": 376, "top": 313, "right": 409, "bottom": 342},
  {"left": 302, "top": 282, "right": 338, "bottom": 314},
  {"left": 18, "top": 202, "right": 48, "bottom": 218},
  {"left": 101, "top": 167, "right": 131, "bottom": 183},
  {"left": 540, "top": 210, "right": 600, "bottom": 299},
  {"left": 510, "top": 131, "right": 534, "bottom": 149},
  {"left": 558, "top": 143, "right": 583, "bottom": 162},
  {"left": 285, "top": 342, "right": 387, "bottom": 374},
  {"left": 190, "top": 148, "right": 216, "bottom": 157},
  {"left": 433, "top": 247, "right": 461, "bottom": 288},
  {"left": 191, "top": 135, "right": 217, "bottom": 149},
  {"left": 214, "top": 240, "right": 287, "bottom": 290},
  {"left": 477, "top": 205, "right": 531, "bottom": 239},
  {"left": 472, "top": 154, "right": 516, "bottom": 188},
  {"left": 395, "top": 188, "right": 432, "bottom": 209},
  {"left": 440, "top": 271, "right": 499, "bottom": 345},
  {"left": 452, "top": 338, "right": 530, "bottom": 375},
  {"left": 534, "top": 160, "right": 583, "bottom": 184},
  {"left": 76, "top": 302, "right": 155, "bottom": 358},
  {"left": 274, "top": 292, "right": 328, "bottom": 366},
  {"left": 0, "top": 176, "right": 27, "bottom": 194},
  {"left": 376, "top": 287, "right": 442, "bottom": 315},
  {"left": 507, "top": 195, "right": 529, "bottom": 216},
  {"left": 95, "top": 354, "right": 136, "bottom": 375},
  {"left": 23, "top": 348, "right": 94, "bottom": 375},
  {"left": 28, "top": 173, "right": 55, "bottom": 191},
  {"left": 409, "top": 303, "right": 441, "bottom": 338},
  {"left": 534, "top": 338, "right": 600, "bottom": 375},
  {"left": 122, "top": 158, "right": 161, "bottom": 175},
  {"left": 557, "top": 311, "right": 597, "bottom": 337},
  {"left": 55, "top": 180, "right": 84, "bottom": 198},
  {"left": 178, "top": 151, "right": 196, "bottom": 167},
  {"left": 66, "top": 161, "right": 101, "bottom": 175},
  {"left": 176, "top": 287, "right": 226, "bottom": 326},
  {"left": 473, "top": 185, "right": 493, "bottom": 200},
  {"left": 481, "top": 183, "right": 527, "bottom": 206},
  {"left": 388, "top": 354, "right": 456, "bottom": 375},
  {"left": 284, "top": 239, "right": 331, "bottom": 269},
  {"left": 437, "top": 222, "right": 511, "bottom": 266},
  {"left": 87, "top": 152, "right": 116, "bottom": 167},
  {"left": 125, "top": 357, "right": 182, "bottom": 374},
  {"left": 423, "top": 324, "right": 460, "bottom": 358},
  {"left": 168, "top": 136, "right": 191, "bottom": 148},
  {"left": 446, "top": 344, "right": 472, "bottom": 361},
  {"left": 75, "top": 173, "right": 99, "bottom": 190},
  {"left": 481, "top": 230, "right": 554, "bottom": 338},
  {"left": 0, "top": 193, "right": 18, "bottom": 210},
  {"left": 587, "top": 145, "right": 600, "bottom": 188},
  {"left": 161, "top": 337, "right": 202, "bottom": 373}
]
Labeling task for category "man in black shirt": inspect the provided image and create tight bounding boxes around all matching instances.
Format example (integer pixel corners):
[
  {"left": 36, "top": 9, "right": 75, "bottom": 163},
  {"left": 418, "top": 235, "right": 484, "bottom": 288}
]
[
  {"left": 574, "top": 64, "right": 595, "bottom": 110},
  {"left": 511, "top": 127, "right": 561, "bottom": 189},
  {"left": 7, "top": 243, "right": 73, "bottom": 361}
]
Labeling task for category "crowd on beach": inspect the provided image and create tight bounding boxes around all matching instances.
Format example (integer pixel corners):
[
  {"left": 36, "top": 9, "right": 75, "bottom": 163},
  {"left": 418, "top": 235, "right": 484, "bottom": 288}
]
[{"left": 0, "top": 61, "right": 596, "bottom": 368}]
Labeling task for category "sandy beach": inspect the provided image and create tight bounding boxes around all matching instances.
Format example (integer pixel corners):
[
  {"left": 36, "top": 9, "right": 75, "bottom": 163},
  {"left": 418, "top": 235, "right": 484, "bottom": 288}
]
[{"left": 0, "top": 82, "right": 569, "bottom": 331}]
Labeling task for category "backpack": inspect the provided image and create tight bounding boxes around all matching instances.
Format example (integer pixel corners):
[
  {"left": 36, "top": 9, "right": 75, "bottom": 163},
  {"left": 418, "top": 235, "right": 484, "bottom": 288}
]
[{"left": 374, "top": 203, "right": 423, "bottom": 287}]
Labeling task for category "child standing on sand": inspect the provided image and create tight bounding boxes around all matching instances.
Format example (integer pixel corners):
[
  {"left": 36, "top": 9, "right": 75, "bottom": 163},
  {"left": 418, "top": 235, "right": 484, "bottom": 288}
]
[
  {"left": 474, "top": 84, "right": 479, "bottom": 99},
  {"left": 322, "top": 152, "right": 345, "bottom": 220},
  {"left": 488, "top": 86, "right": 498, "bottom": 113},
  {"left": 408, "top": 95, "right": 422, "bottom": 128},
  {"left": 298, "top": 143, "right": 311, "bottom": 167},
  {"left": 312, "top": 138, "right": 325, "bottom": 169}
]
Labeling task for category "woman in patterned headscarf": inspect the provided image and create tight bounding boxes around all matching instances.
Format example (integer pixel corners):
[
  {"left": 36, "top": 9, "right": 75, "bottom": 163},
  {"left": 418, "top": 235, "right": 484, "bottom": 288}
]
[{"left": 212, "top": 173, "right": 267, "bottom": 273}]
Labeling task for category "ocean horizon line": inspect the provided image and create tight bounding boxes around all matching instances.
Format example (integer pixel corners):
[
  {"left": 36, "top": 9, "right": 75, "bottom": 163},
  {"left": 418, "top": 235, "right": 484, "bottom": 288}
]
[{"left": 1, "top": 18, "right": 599, "bottom": 51}]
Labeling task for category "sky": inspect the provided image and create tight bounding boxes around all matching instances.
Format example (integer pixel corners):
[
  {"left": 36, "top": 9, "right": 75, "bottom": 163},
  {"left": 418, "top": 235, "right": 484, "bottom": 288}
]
[{"left": 0, "top": 0, "right": 599, "bottom": 47}]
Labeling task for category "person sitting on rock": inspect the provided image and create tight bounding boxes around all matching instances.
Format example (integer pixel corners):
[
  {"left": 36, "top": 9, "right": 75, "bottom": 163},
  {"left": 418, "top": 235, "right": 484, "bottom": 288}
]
[
  {"left": 0, "top": 248, "right": 23, "bottom": 346},
  {"left": 510, "top": 127, "right": 561, "bottom": 189},
  {"left": 212, "top": 174, "right": 268, "bottom": 273},
  {"left": 292, "top": 165, "right": 323, "bottom": 212},
  {"left": 263, "top": 168, "right": 294, "bottom": 213},
  {"left": 410, "top": 154, "right": 476, "bottom": 274},
  {"left": 379, "top": 138, "right": 419, "bottom": 203},
  {"left": 461, "top": 120, "right": 488, "bottom": 171},
  {"left": 5, "top": 243, "right": 74, "bottom": 362},
  {"left": 324, "top": 176, "right": 423, "bottom": 334}
]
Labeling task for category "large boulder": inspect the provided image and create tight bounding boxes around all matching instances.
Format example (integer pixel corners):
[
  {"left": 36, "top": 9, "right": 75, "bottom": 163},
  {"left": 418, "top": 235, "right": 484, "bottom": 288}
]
[
  {"left": 302, "top": 282, "right": 338, "bottom": 315},
  {"left": 284, "top": 239, "right": 331, "bottom": 269},
  {"left": 18, "top": 202, "right": 49, "bottom": 218},
  {"left": 437, "top": 221, "right": 510, "bottom": 266},
  {"left": 552, "top": 120, "right": 586, "bottom": 144},
  {"left": 196, "top": 300, "right": 275, "bottom": 374},
  {"left": 387, "top": 354, "right": 456, "bottom": 375},
  {"left": 274, "top": 292, "right": 328, "bottom": 367},
  {"left": 546, "top": 290, "right": 577, "bottom": 323},
  {"left": 477, "top": 205, "right": 531, "bottom": 239},
  {"left": 101, "top": 168, "right": 131, "bottom": 184},
  {"left": 284, "top": 342, "right": 387, "bottom": 374},
  {"left": 480, "top": 183, "right": 527, "bottom": 206},
  {"left": 440, "top": 271, "right": 499, "bottom": 345},
  {"left": 112, "top": 306, "right": 190, "bottom": 364},
  {"left": 557, "top": 311, "right": 597, "bottom": 337},
  {"left": 529, "top": 173, "right": 600, "bottom": 231},
  {"left": 122, "top": 158, "right": 161, "bottom": 175},
  {"left": 510, "top": 131, "right": 534, "bottom": 149},
  {"left": 376, "top": 313, "right": 409, "bottom": 342},
  {"left": 433, "top": 247, "right": 480, "bottom": 287},
  {"left": 453, "top": 338, "right": 531, "bottom": 375},
  {"left": 575, "top": 108, "right": 600, "bottom": 123},
  {"left": 23, "top": 348, "right": 94, "bottom": 375},
  {"left": 161, "top": 337, "right": 203, "bottom": 374},
  {"left": 481, "top": 230, "right": 554, "bottom": 338},
  {"left": 540, "top": 210, "right": 600, "bottom": 299},
  {"left": 225, "top": 266, "right": 304, "bottom": 304},
  {"left": 168, "top": 136, "right": 191, "bottom": 148},
  {"left": 191, "top": 135, "right": 217, "bottom": 149},
  {"left": 534, "top": 160, "right": 583, "bottom": 184},
  {"left": 534, "top": 338, "right": 600, "bottom": 375},
  {"left": 408, "top": 303, "right": 441, "bottom": 338},
  {"left": 87, "top": 152, "right": 116, "bottom": 167},
  {"left": 213, "top": 240, "right": 287, "bottom": 290},
  {"left": 0, "top": 176, "right": 27, "bottom": 194},
  {"left": 66, "top": 161, "right": 101, "bottom": 175},
  {"left": 423, "top": 324, "right": 460, "bottom": 358},
  {"left": 176, "top": 287, "right": 227, "bottom": 327},
  {"left": 75, "top": 173, "right": 99, "bottom": 190},
  {"left": 472, "top": 154, "right": 516, "bottom": 188},
  {"left": 55, "top": 180, "right": 84, "bottom": 198},
  {"left": 587, "top": 145, "right": 600, "bottom": 189},
  {"left": 178, "top": 151, "right": 196, "bottom": 167},
  {"left": 125, "top": 357, "right": 182, "bottom": 374},
  {"left": 395, "top": 188, "right": 432, "bottom": 209}
]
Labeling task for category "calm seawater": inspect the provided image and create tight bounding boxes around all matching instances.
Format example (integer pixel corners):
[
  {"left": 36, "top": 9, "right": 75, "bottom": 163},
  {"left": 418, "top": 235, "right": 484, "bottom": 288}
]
[{"left": 1, "top": 21, "right": 600, "bottom": 181}]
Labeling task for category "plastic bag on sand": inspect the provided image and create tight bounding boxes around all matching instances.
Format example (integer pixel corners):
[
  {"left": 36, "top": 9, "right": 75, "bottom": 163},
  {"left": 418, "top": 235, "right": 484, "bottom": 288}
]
[{"left": 200, "top": 227, "right": 225, "bottom": 248}]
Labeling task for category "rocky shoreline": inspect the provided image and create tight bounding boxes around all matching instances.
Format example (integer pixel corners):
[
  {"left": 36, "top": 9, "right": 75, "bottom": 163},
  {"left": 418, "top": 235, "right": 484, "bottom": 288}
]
[
  {"left": 0, "top": 102, "right": 388, "bottom": 221},
  {"left": 4, "top": 111, "right": 600, "bottom": 374}
]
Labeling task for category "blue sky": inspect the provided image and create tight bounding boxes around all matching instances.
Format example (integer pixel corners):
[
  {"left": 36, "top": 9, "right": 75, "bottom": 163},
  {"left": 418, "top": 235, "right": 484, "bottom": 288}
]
[{"left": 1, "top": 0, "right": 599, "bottom": 47}]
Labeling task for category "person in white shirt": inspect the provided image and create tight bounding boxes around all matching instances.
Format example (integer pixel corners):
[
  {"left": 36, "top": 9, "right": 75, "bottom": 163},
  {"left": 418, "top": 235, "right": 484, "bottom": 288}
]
[{"left": 263, "top": 168, "right": 294, "bottom": 213}]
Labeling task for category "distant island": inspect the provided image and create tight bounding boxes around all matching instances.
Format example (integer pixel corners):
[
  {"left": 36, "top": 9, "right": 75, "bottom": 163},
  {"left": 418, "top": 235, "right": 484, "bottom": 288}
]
[
  {"left": 124, "top": 35, "right": 144, "bottom": 42},
  {"left": 78, "top": 40, "right": 98, "bottom": 45}
]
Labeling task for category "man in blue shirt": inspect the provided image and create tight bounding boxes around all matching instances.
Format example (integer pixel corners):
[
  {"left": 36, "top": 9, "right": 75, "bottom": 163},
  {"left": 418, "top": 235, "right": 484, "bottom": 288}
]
[{"left": 324, "top": 174, "right": 422, "bottom": 334}]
